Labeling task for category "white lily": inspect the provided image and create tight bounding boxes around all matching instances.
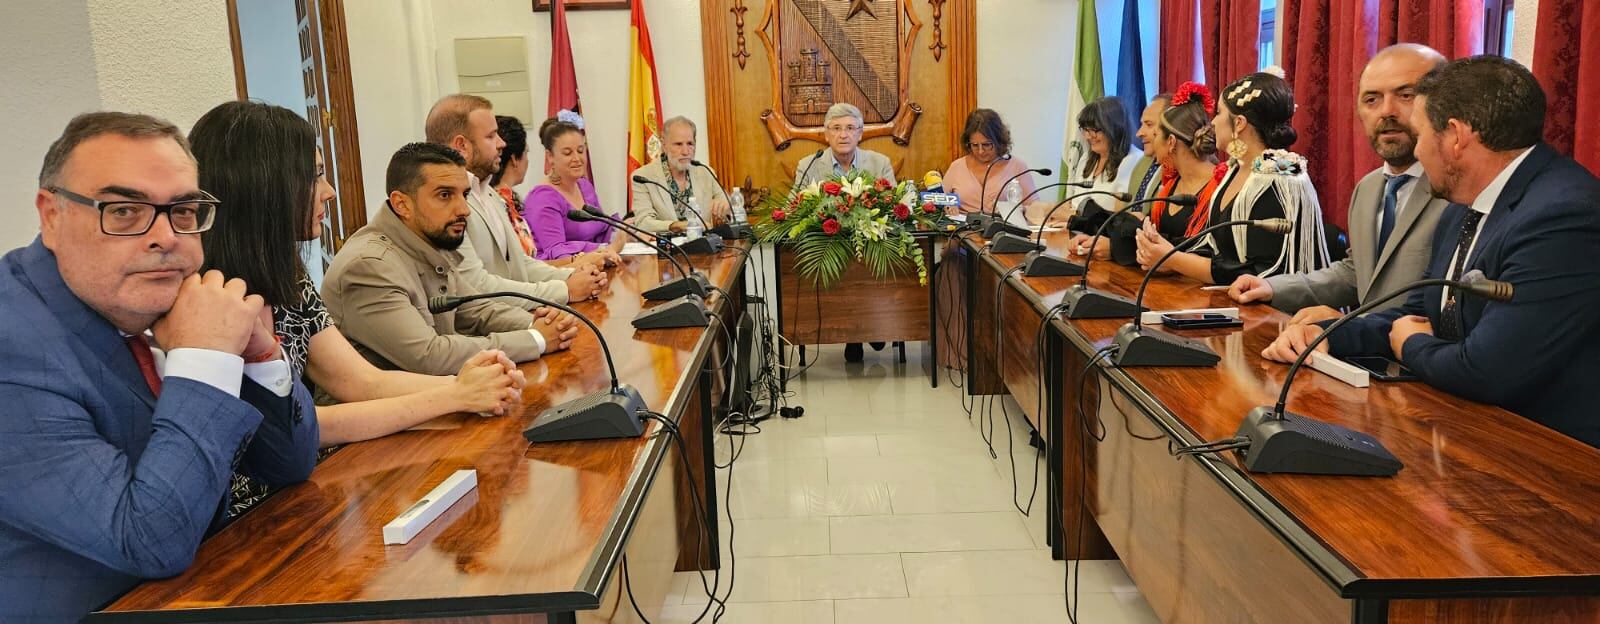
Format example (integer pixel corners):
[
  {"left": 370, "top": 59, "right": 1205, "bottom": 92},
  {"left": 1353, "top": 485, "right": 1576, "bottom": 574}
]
[
  {"left": 801, "top": 181, "right": 821, "bottom": 198},
  {"left": 842, "top": 176, "right": 870, "bottom": 198}
]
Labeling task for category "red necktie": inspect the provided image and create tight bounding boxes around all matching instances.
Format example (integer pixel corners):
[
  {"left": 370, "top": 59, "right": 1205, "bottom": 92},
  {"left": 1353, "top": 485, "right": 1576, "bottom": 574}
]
[{"left": 124, "top": 335, "right": 162, "bottom": 397}]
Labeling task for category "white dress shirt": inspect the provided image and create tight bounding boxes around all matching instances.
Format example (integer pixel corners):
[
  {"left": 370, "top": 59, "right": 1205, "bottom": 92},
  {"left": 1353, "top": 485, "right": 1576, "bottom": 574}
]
[
  {"left": 1440, "top": 147, "right": 1533, "bottom": 310},
  {"left": 130, "top": 332, "right": 294, "bottom": 398}
]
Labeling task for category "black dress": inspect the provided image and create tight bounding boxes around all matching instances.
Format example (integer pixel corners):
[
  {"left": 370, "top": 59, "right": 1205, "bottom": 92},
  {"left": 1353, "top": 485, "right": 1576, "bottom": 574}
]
[{"left": 1206, "top": 166, "right": 1291, "bottom": 284}]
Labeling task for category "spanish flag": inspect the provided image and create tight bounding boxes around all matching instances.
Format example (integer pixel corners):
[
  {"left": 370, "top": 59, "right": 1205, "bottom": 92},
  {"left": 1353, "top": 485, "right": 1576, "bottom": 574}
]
[{"left": 625, "top": 0, "right": 664, "bottom": 212}]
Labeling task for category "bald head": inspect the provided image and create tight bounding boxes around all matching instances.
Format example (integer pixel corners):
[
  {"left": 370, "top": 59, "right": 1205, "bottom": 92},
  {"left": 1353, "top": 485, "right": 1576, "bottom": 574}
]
[
  {"left": 1357, "top": 44, "right": 1447, "bottom": 167},
  {"left": 425, "top": 94, "right": 503, "bottom": 179}
]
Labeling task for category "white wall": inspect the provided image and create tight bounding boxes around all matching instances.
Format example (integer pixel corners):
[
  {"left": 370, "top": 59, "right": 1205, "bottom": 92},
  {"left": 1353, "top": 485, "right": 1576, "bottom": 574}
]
[
  {"left": 1511, "top": 0, "right": 1539, "bottom": 67},
  {"left": 236, "top": 0, "right": 307, "bottom": 112},
  {"left": 346, "top": 0, "right": 707, "bottom": 217},
  {"left": 0, "top": 0, "right": 234, "bottom": 253}
]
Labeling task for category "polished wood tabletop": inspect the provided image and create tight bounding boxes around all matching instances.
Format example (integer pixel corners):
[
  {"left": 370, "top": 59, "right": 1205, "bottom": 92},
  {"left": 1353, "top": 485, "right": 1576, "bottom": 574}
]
[
  {"left": 93, "top": 246, "right": 751, "bottom": 622},
  {"left": 965, "top": 230, "right": 1600, "bottom": 595}
]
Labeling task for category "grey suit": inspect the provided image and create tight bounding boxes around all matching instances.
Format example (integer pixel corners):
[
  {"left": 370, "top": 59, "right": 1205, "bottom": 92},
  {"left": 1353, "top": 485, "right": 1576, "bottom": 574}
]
[
  {"left": 456, "top": 175, "right": 574, "bottom": 308},
  {"left": 794, "top": 148, "right": 895, "bottom": 187},
  {"left": 629, "top": 161, "right": 728, "bottom": 233},
  {"left": 1266, "top": 168, "right": 1447, "bottom": 312}
]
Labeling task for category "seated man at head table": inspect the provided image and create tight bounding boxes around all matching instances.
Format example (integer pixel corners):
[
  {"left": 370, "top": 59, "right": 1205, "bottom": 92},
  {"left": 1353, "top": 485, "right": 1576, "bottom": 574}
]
[
  {"left": 424, "top": 94, "right": 611, "bottom": 306},
  {"left": 0, "top": 112, "right": 319, "bottom": 623},
  {"left": 322, "top": 142, "right": 581, "bottom": 376},
  {"left": 792, "top": 102, "right": 897, "bottom": 363},
  {"left": 629, "top": 115, "right": 731, "bottom": 234},
  {"left": 793, "top": 102, "right": 896, "bottom": 188},
  {"left": 1229, "top": 44, "right": 1451, "bottom": 325},
  {"left": 1263, "top": 56, "right": 1600, "bottom": 448}
]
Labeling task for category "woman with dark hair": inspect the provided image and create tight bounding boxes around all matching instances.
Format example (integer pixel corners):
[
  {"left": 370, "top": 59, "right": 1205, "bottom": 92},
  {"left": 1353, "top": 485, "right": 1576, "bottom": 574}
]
[
  {"left": 523, "top": 114, "right": 626, "bottom": 261},
  {"left": 1072, "top": 85, "right": 1224, "bottom": 260},
  {"left": 1134, "top": 71, "right": 1331, "bottom": 284},
  {"left": 491, "top": 114, "right": 539, "bottom": 257},
  {"left": 1028, "top": 97, "right": 1143, "bottom": 228},
  {"left": 940, "top": 108, "right": 1036, "bottom": 214},
  {"left": 191, "top": 101, "right": 526, "bottom": 517}
]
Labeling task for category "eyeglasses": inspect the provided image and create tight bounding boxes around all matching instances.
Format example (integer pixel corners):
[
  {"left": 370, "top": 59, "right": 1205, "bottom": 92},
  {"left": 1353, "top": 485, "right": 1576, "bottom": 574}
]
[
  {"left": 825, "top": 124, "right": 861, "bottom": 135},
  {"left": 47, "top": 186, "right": 218, "bottom": 236}
]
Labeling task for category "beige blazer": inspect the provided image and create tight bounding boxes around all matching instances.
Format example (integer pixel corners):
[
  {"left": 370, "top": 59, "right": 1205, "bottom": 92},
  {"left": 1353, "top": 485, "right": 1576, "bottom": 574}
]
[
  {"left": 629, "top": 161, "right": 729, "bottom": 233},
  {"left": 1267, "top": 168, "right": 1447, "bottom": 312},
  {"left": 794, "top": 148, "right": 895, "bottom": 187},
  {"left": 322, "top": 206, "right": 544, "bottom": 376},
  {"left": 456, "top": 174, "right": 574, "bottom": 308}
]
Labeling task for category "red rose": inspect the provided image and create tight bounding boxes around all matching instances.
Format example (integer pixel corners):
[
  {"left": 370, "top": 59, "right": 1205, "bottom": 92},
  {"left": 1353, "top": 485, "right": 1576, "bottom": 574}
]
[
  {"left": 772, "top": 209, "right": 787, "bottom": 221},
  {"left": 874, "top": 177, "right": 892, "bottom": 191},
  {"left": 821, "top": 218, "right": 841, "bottom": 235},
  {"left": 822, "top": 181, "right": 844, "bottom": 196},
  {"left": 893, "top": 204, "right": 911, "bottom": 220},
  {"left": 921, "top": 202, "right": 937, "bottom": 213}
]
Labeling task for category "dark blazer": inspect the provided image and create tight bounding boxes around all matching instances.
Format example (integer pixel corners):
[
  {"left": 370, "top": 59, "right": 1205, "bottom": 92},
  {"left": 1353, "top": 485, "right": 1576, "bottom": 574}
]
[
  {"left": 1326, "top": 144, "right": 1600, "bottom": 447},
  {"left": 0, "top": 239, "right": 319, "bottom": 623}
]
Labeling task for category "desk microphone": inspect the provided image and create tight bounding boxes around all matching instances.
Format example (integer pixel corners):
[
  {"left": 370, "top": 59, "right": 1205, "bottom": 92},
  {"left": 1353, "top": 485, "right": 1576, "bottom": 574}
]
[
  {"left": 1049, "top": 194, "right": 1198, "bottom": 312},
  {"left": 1233, "top": 270, "right": 1513, "bottom": 476},
  {"left": 688, "top": 159, "right": 752, "bottom": 239},
  {"left": 1012, "top": 191, "right": 1137, "bottom": 274},
  {"left": 990, "top": 189, "right": 1127, "bottom": 256},
  {"left": 972, "top": 168, "right": 1060, "bottom": 234},
  {"left": 630, "top": 174, "right": 724, "bottom": 254},
  {"left": 1110, "top": 218, "right": 1293, "bottom": 367},
  {"left": 428, "top": 292, "right": 645, "bottom": 443},
  {"left": 566, "top": 208, "right": 707, "bottom": 301},
  {"left": 791, "top": 149, "right": 826, "bottom": 193},
  {"left": 977, "top": 153, "right": 1012, "bottom": 215}
]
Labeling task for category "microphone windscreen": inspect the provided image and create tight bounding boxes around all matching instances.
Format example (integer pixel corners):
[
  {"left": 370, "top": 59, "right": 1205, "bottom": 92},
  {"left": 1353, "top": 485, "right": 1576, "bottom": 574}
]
[
  {"left": 631, "top": 175, "right": 650, "bottom": 183},
  {"left": 567, "top": 209, "right": 594, "bottom": 221},
  {"left": 1165, "top": 194, "right": 1199, "bottom": 206},
  {"left": 582, "top": 205, "right": 607, "bottom": 217},
  {"left": 923, "top": 170, "right": 944, "bottom": 190},
  {"left": 1461, "top": 269, "right": 1514, "bottom": 302},
  {"left": 1253, "top": 218, "right": 1293, "bottom": 234},
  {"left": 1037, "top": 168, "right": 1054, "bottom": 177},
  {"left": 690, "top": 159, "right": 706, "bottom": 167},
  {"left": 427, "top": 295, "right": 456, "bottom": 314}
]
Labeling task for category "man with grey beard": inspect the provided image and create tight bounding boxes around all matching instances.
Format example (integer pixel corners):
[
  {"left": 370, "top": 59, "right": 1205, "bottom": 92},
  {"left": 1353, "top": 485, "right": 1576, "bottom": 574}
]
[{"left": 1228, "top": 44, "right": 1451, "bottom": 324}]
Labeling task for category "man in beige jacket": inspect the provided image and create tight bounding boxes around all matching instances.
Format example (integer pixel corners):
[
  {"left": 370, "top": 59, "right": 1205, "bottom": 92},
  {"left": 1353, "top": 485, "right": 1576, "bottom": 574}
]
[
  {"left": 323, "top": 143, "right": 579, "bottom": 376},
  {"left": 425, "top": 94, "right": 609, "bottom": 308},
  {"left": 629, "top": 116, "right": 730, "bottom": 233}
]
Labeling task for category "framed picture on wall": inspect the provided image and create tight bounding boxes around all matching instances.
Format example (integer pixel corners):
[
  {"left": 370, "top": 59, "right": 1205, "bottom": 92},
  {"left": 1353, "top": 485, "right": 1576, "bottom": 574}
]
[{"left": 532, "top": 0, "right": 630, "bottom": 10}]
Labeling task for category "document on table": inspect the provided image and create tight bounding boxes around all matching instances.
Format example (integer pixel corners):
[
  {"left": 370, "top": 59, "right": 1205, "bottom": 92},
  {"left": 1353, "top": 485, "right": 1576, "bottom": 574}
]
[
  {"left": 1029, "top": 225, "right": 1065, "bottom": 233},
  {"left": 620, "top": 242, "right": 659, "bottom": 256}
]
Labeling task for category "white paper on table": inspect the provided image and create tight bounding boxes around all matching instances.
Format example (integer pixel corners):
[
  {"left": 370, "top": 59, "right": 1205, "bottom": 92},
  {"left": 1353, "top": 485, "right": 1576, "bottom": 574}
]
[
  {"left": 1029, "top": 225, "right": 1065, "bottom": 233},
  {"left": 947, "top": 213, "right": 967, "bottom": 222},
  {"left": 620, "top": 242, "right": 658, "bottom": 256}
]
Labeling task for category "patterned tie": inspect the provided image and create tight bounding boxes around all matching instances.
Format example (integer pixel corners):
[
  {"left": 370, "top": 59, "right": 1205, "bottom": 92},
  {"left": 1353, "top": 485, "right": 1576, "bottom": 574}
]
[
  {"left": 1375, "top": 173, "right": 1412, "bottom": 264},
  {"left": 124, "top": 334, "right": 162, "bottom": 396},
  {"left": 1438, "top": 210, "right": 1485, "bottom": 342}
]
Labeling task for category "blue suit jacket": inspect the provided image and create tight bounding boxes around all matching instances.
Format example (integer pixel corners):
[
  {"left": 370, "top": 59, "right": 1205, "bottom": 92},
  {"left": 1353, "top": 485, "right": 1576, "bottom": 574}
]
[
  {"left": 0, "top": 240, "right": 320, "bottom": 623},
  {"left": 1327, "top": 144, "right": 1600, "bottom": 447}
]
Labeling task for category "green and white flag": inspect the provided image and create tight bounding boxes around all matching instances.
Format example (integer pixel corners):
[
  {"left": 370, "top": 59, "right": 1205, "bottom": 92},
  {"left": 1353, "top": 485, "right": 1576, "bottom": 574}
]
[{"left": 1060, "top": 0, "right": 1104, "bottom": 200}]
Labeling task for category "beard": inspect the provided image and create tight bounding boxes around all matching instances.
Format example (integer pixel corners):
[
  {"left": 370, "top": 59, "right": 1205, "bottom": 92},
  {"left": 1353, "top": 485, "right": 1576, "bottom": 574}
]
[
  {"left": 1427, "top": 161, "right": 1464, "bottom": 203},
  {"left": 1369, "top": 118, "right": 1419, "bottom": 167},
  {"left": 426, "top": 218, "right": 469, "bottom": 251},
  {"left": 471, "top": 150, "right": 500, "bottom": 180}
]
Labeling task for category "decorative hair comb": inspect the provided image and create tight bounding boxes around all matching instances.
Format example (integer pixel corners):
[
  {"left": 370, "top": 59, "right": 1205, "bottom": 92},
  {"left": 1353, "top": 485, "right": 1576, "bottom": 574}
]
[
  {"left": 1172, "top": 82, "right": 1216, "bottom": 116},
  {"left": 1227, "top": 81, "right": 1264, "bottom": 108},
  {"left": 557, "top": 109, "right": 586, "bottom": 130}
]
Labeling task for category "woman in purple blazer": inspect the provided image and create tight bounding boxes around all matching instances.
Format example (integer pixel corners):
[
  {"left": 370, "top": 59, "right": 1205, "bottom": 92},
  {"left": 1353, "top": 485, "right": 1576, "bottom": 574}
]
[{"left": 523, "top": 115, "right": 625, "bottom": 261}]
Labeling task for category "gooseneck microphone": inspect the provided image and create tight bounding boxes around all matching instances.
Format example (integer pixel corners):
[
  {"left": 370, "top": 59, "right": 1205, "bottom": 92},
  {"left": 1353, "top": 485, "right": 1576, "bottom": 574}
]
[
  {"left": 1048, "top": 194, "right": 1199, "bottom": 313},
  {"left": 1232, "top": 270, "right": 1512, "bottom": 476},
  {"left": 971, "top": 168, "right": 1061, "bottom": 234},
  {"left": 1110, "top": 218, "right": 1293, "bottom": 367},
  {"left": 630, "top": 174, "right": 724, "bottom": 254},
  {"left": 428, "top": 291, "right": 645, "bottom": 443},
  {"left": 990, "top": 189, "right": 1129, "bottom": 258},
  {"left": 566, "top": 208, "right": 706, "bottom": 301},
  {"left": 689, "top": 159, "right": 753, "bottom": 240},
  {"left": 791, "top": 149, "right": 826, "bottom": 193},
  {"left": 977, "top": 153, "right": 1013, "bottom": 215}
]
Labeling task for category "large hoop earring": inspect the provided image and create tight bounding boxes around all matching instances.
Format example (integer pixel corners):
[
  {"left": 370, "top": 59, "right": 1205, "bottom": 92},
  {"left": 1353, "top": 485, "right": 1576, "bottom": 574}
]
[
  {"left": 549, "top": 171, "right": 563, "bottom": 187},
  {"left": 1227, "top": 139, "right": 1248, "bottom": 163}
]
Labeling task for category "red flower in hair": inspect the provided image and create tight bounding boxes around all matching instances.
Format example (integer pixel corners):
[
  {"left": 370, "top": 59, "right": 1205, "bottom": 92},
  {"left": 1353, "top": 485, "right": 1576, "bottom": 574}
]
[
  {"left": 822, "top": 218, "right": 841, "bottom": 235},
  {"left": 1172, "top": 82, "right": 1216, "bottom": 116}
]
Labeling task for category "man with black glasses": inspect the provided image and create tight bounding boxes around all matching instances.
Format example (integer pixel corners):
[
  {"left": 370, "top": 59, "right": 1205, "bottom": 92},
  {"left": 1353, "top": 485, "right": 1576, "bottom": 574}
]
[{"left": 0, "top": 112, "right": 319, "bottom": 623}]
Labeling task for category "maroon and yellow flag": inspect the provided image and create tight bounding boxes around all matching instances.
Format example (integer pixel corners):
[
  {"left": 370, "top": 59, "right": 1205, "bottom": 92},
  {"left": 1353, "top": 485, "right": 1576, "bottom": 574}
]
[{"left": 625, "top": 0, "right": 664, "bottom": 212}]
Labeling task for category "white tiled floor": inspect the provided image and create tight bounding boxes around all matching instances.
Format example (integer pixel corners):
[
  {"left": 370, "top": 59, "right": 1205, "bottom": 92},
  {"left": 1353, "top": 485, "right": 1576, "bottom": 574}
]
[{"left": 660, "top": 344, "right": 1161, "bottom": 623}]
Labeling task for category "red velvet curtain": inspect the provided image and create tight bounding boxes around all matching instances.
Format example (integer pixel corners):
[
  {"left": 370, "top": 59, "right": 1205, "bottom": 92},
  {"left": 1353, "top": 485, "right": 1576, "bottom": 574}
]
[
  {"left": 1281, "top": 0, "right": 1377, "bottom": 231},
  {"left": 1377, "top": 0, "right": 1484, "bottom": 59},
  {"left": 1160, "top": 0, "right": 1201, "bottom": 91},
  {"left": 1200, "top": 0, "right": 1261, "bottom": 85},
  {"left": 1534, "top": 0, "right": 1600, "bottom": 174}
]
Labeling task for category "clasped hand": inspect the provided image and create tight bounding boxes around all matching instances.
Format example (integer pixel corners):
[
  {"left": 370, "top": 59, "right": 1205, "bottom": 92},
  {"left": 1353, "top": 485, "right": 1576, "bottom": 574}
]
[
  {"left": 152, "top": 270, "right": 279, "bottom": 360},
  {"left": 532, "top": 306, "right": 581, "bottom": 352}
]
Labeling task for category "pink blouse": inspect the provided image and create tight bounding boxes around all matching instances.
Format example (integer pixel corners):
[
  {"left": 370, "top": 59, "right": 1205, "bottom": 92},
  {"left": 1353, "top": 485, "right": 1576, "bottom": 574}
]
[{"left": 941, "top": 156, "right": 1038, "bottom": 214}]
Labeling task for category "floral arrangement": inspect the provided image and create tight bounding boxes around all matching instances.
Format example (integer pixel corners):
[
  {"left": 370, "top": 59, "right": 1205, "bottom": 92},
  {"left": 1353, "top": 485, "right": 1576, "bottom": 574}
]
[
  {"left": 1253, "top": 149, "right": 1307, "bottom": 176},
  {"left": 1171, "top": 81, "right": 1215, "bottom": 116},
  {"left": 754, "top": 170, "right": 941, "bottom": 288}
]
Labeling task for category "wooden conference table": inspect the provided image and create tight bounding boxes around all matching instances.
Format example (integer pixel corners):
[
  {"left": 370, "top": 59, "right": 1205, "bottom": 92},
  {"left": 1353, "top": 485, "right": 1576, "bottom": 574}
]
[
  {"left": 91, "top": 244, "right": 750, "bottom": 623},
  {"left": 959, "top": 230, "right": 1600, "bottom": 623}
]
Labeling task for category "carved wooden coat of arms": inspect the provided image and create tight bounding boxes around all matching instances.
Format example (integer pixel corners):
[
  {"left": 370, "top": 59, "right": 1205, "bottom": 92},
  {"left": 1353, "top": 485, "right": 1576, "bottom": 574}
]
[{"left": 755, "top": 0, "right": 922, "bottom": 150}]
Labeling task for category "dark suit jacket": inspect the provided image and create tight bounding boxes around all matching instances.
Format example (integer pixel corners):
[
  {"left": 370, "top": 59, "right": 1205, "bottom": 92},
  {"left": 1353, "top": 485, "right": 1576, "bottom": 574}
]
[
  {"left": 1326, "top": 144, "right": 1600, "bottom": 447},
  {"left": 0, "top": 239, "right": 319, "bottom": 623}
]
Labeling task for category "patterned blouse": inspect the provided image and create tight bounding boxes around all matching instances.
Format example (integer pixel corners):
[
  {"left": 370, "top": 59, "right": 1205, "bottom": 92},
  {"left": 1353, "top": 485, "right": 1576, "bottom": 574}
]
[{"left": 226, "top": 274, "right": 332, "bottom": 519}]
